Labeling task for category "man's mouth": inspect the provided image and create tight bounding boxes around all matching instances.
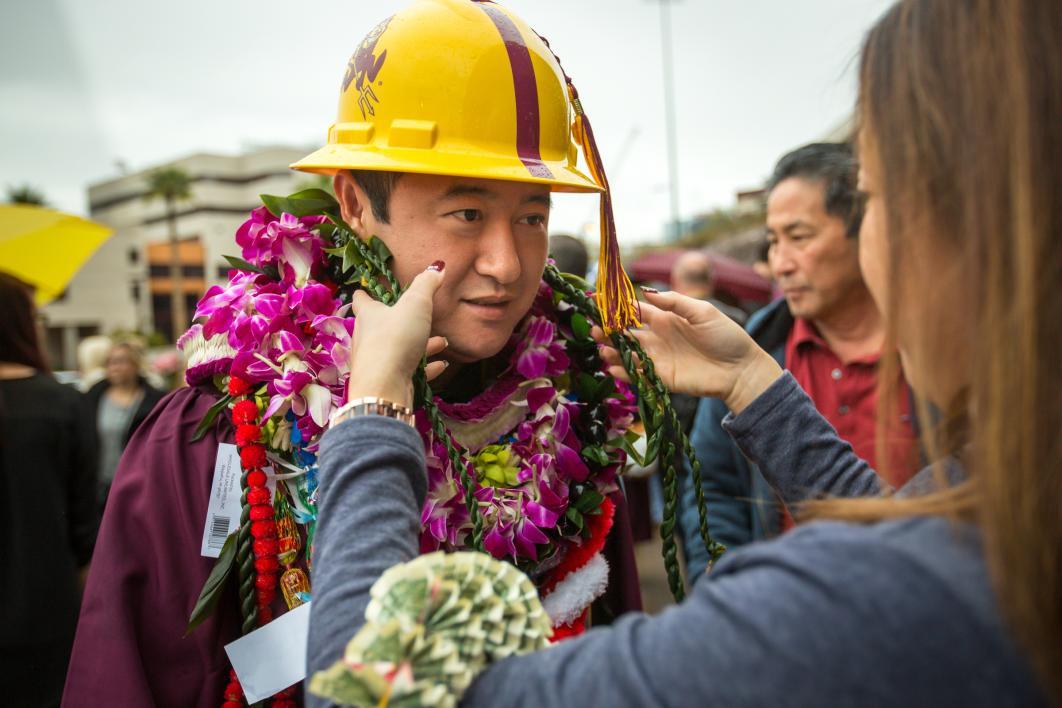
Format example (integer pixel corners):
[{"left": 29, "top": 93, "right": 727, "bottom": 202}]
[{"left": 461, "top": 296, "right": 512, "bottom": 320}]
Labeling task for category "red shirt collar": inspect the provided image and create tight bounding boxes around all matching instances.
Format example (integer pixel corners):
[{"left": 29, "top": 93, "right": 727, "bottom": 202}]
[
  {"left": 790, "top": 317, "right": 882, "bottom": 366},
  {"left": 791, "top": 316, "right": 827, "bottom": 349}
]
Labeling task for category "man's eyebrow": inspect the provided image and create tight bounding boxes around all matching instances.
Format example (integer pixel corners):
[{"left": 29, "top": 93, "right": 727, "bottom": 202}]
[
  {"left": 523, "top": 193, "right": 552, "bottom": 208},
  {"left": 782, "top": 220, "right": 813, "bottom": 233},
  {"left": 437, "top": 184, "right": 495, "bottom": 201}
]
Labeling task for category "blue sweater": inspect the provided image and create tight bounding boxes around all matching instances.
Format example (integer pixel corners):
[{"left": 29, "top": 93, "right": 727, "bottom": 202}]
[{"left": 307, "top": 373, "right": 1044, "bottom": 707}]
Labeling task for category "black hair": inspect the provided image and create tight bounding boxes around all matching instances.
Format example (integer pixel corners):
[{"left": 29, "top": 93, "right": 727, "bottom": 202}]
[
  {"left": 349, "top": 169, "right": 401, "bottom": 223},
  {"left": 548, "top": 234, "right": 589, "bottom": 279},
  {"left": 0, "top": 272, "right": 48, "bottom": 372},
  {"left": 766, "top": 142, "right": 863, "bottom": 237}
]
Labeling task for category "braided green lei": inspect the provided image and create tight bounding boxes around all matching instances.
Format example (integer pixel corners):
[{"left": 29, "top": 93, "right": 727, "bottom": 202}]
[{"left": 209, "top": 189, "right": 724, "bottom": 645}]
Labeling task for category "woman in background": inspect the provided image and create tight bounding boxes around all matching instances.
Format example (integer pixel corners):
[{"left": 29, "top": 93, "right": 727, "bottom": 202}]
[
  {"left": 0, "top": 272, "right": 97, "bottom": 707},
  {"left": 85, "top": 340, "right": 164, "bottom": 509}
]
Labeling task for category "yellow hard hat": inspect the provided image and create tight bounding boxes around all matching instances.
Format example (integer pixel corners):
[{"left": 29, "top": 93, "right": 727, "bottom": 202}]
[
  {"left": 293, "top": 0, "right": 596, "bottom": 192},
  {"left": 294, "top": 0, "right": 639, "bottom": 331}
]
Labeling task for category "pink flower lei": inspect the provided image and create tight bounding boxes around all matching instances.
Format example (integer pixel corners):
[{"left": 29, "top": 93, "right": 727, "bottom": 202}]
[{"left": 181, "top": 198, "right": 637, "bottom": 585}]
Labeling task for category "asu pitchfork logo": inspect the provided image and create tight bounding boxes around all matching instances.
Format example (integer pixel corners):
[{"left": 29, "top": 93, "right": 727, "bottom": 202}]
[{"left": 342, "top": 16, "right": 393, "bottom": 120}]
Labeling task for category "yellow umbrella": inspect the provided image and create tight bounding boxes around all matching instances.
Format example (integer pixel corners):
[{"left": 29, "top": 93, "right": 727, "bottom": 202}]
[{"left": 0, "top": 204, "right": 113, "bottom": 305}]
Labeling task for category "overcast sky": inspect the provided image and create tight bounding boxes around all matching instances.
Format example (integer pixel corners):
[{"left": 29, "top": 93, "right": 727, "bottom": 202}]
[{"left": 1, "top": 0, "right": 892, "bottom": 245}]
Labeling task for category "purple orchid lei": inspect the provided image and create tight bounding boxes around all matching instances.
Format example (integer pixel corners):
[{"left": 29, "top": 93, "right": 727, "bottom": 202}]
[{"left": 180, "top": 199, "right": 637, "bottom": 581}]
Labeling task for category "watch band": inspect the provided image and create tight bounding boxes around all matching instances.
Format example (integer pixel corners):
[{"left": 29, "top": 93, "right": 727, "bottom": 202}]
[{"left": 329, "top": 396, "right": 416, "bottom": 429}]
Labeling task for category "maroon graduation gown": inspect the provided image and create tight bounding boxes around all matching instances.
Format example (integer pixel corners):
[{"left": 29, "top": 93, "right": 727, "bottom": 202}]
[{"left": 64, "top": 387, "right": 239, "bottom": 707}]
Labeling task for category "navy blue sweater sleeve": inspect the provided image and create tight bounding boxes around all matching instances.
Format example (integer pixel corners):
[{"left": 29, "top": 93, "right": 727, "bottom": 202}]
[
  {"left": 307, "top": 377, "right": 1041, "bottom": 708},
  {"left": 723, "top": 372, "right": 885, "bottom": 501}
]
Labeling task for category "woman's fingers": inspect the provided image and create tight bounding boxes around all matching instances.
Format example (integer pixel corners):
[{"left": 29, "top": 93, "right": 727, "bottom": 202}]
[
  {"left": 399, "top": 261, "right": 446, "bottom": 313},
  {"left": 639, "top": 288, "right": 713, "bottom": 324},
  {"left": 424, "top": 359, "right": 449, "bottom": 382},
  {"left": 349, "top": 289, "right": 373, "bottom": 316},
  {"left": 425, "top": 335, "right": 448, "bottom": 358},
  {"left": 597, "top": 344, "right": 622, "bottom": 368}
]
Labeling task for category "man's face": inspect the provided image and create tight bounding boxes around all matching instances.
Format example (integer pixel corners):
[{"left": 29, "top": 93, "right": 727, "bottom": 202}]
[
  {"left": 765, "top": 177, "right": 864, "bottom": 321},
  {"left": 336, "top": 172, "right": 550, "bottom": 364}
]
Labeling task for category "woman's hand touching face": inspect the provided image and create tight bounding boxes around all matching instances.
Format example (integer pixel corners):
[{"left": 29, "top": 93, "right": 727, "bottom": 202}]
[{"left": 346, "top": 262, "right": 450, "bottom": 409}]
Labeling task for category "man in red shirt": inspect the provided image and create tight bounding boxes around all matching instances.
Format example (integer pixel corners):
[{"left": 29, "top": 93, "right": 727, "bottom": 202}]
[{"left": 680, "top": 143, "right": 919, "bottom": 577}]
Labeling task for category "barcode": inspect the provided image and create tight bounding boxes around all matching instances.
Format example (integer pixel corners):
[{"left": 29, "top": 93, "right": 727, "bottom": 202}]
[{"left": 207, "top": 514, "right": 231, "bottom": 549}]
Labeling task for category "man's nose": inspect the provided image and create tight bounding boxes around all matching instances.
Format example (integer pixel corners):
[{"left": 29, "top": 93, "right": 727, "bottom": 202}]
[
  {"left": 771, "top": 242, "right": 796, "bottom": 276},
  {"left": 474, "top": 221, "right": 522, "bottom": 285}
]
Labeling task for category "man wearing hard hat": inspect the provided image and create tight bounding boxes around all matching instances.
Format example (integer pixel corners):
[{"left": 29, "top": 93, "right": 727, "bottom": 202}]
[{"left": 64, "top": 2, "right": 647, "bottom": 705}]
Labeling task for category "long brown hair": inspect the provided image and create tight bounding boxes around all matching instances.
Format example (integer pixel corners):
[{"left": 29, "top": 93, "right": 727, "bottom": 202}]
[
  {"left": 804, "top": 0, "right": 1062, "bottom": 699},
  {"left": 0, "top": 272, "right": 49, "bottom": 372}
]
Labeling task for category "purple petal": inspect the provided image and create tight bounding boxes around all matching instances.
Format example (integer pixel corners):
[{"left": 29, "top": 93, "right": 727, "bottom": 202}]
[
  {"left": 483, "top": 525, "right": 517, "bottom": 560},
  {"left": 551, "top": 404, "right": 571, "bottom": 440},
  {"left": 262, "top": 394, "right": 288, "bottom": 420},
  {"left": 524, "top": 500, "right": 560, "bottom": 529},
  {"left": 275, "top": 329, "right": 304, "bottom": 353},
  {"left": 525, "top": 386, "right": 556, "bottom": 414},
  {"left": 555, "top": 443, "right": 590, "bottom": 482},
  {"left": 516, "top": 348, "right": 548, "bottom": 379},
  {"left": 255, "top": 293, "right": 286, "bottom": 319}
]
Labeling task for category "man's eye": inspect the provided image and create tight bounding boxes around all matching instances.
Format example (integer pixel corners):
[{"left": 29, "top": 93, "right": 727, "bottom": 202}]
[
  {"left": 451, "top": 209, "right": 481, "bottom": 223},
  {"left": 520, "top": 214, "right": 547, "bottom": 227}
]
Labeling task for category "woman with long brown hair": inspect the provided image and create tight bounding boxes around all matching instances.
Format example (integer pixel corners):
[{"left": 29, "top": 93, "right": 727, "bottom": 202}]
[
  {"left": 305, "top": 0, "right": 1058, "bottom": 705},
  {"left": 0, "top": 272, "right": 98, "bottom": 707}
]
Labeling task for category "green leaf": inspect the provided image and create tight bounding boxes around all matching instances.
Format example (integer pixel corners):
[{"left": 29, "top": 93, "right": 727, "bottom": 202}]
[
  {"left": 573, "top": 489, "right": 605, "bottom": 514},
  {"left": 222, "top": 254, "right": 264, "bottom": 274},
  {"left": 609, "top": 429, "right": 646, "bottom": 466},
  {"left": 580, "top": 444, "right": 609, "bottom": 467},
  {"left": 643, "top": 430, "right": 662, "bottom": 466},
  {"left": 596, "top": 375, "right": 616, "bottom": 400},
  {"left": 560, "top": 271, "right": 593, "bottom": 294},
  {"left": 565, "top": 506, "right": 585, "bottom": 531},
  {"left": 342, "top": 240, "right": 367, "bottom": 273},
  {"left": 368, "top": 236, "right": 393, "bottom": 263},
  {"left": 185, "top": 532, "right": 238, "bottom": 635},
  {"left": 192, "top": 393, "right": 233, "bottom": 442},
  {"left": 260, "top": 192, "right": 337, "bottom": 218},
  {"left": 570, "top": 313, "right": 591, "bottom": 340},
  {"left": 287, "top": 188, "right": 339, "bottom": 209}
]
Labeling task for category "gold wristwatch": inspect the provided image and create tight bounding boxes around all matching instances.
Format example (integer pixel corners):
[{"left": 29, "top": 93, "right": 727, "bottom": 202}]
[{"left": 329, "top": 396, "right": 416, "bottom": 429}]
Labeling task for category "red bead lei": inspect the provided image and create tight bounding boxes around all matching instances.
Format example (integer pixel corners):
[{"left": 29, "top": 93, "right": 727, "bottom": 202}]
[{"left": 223, "top": 377, "right": 295, "bottom": 707}]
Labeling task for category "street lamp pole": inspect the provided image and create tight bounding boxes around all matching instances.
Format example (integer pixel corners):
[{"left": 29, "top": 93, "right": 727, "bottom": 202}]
[{"left": 655, "top": 0, "right": 681, "bottom": 241}]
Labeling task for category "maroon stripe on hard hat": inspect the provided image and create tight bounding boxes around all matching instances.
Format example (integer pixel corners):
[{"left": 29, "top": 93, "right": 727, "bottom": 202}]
[{"left": 475, "top": 2, "right": 554, "bottom": 179}]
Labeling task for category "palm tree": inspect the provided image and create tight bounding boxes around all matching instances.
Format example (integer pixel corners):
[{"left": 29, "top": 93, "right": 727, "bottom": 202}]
[
  {"left": 6, "top": 184, "right": 48, "bottom": 206},
  {"left": 144, "top": 167, "right": 193, "bottom": 341}
]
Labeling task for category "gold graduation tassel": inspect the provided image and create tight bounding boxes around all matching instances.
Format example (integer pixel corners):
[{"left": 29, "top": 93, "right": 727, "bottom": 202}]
[
  {"left": 566, "top": 81, "right": 641, "bottom": 333},
  {"left": 533, "top": 27, "right": 640, "bottom": 334}
]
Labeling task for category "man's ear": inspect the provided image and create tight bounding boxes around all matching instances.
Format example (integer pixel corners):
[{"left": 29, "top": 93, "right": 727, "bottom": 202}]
[{"left": 334, "top": 171, "right": 369, "bottom": 239}]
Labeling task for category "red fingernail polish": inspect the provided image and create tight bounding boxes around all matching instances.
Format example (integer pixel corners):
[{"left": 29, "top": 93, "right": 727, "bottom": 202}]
[
  {"left": 428, "top": 260, "right": 445, "bottom": 271},
  {"left": 640, "top": 286, "right": 658, "bottom": 294}
]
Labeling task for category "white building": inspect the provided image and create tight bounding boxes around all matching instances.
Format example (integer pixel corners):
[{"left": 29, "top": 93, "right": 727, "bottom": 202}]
[{"left": 41, "top": 146, "right": 311, "bottom": 369}]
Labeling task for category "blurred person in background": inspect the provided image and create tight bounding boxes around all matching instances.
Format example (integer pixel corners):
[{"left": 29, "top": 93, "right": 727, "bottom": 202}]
[
  {"left": 85, "top": 340, "right": 165, "bottom": 509},
  {"left": 680, "top": 142, "right": 919, "bottom": 580},
  {"left": 751, "top": 238, "right": 784, "bottom": 300},
  {"left": 548, "top": 233, "right": 589, "bottom": 279},
  {"left": 670, "top": 251, "right": 747, "bottom": 326},
  {"left": 0, "top": 272, "right": 97, "bottom": 708},
  {"left": 75, "top": 335, "right": 112, "bottom": 392}
]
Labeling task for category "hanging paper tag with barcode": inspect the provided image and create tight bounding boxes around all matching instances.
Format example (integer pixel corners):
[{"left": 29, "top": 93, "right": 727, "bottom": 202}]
[{"left": 201, "top": 443, "right": 243, "bottom": 558}]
